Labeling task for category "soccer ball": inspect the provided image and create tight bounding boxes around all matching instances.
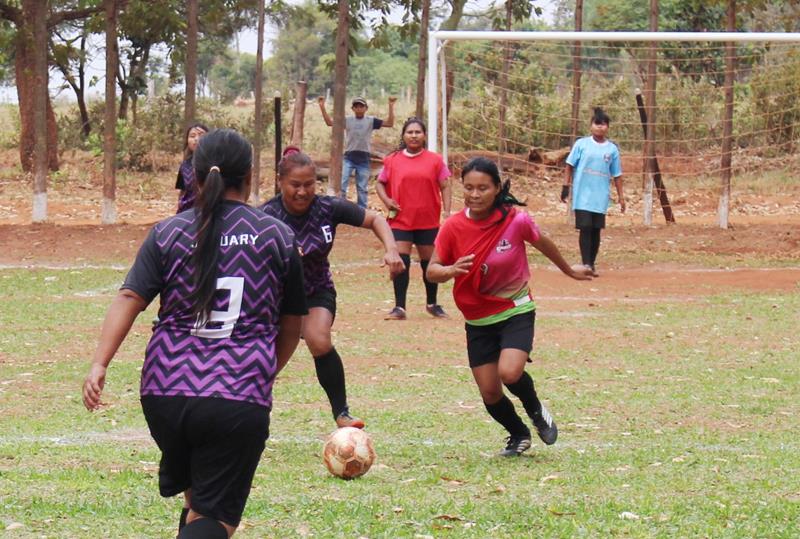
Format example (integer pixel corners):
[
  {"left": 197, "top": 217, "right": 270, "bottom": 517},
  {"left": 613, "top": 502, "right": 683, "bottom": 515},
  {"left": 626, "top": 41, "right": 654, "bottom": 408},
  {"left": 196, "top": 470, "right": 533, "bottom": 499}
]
[{"left": 322, "top": 427, "right": 376, "bottom": 480}]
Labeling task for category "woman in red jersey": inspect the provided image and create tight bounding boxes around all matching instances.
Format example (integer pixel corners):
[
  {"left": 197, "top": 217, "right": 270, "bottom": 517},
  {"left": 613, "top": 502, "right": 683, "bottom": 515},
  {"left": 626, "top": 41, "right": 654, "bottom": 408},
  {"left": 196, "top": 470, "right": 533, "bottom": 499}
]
[{"left": 376, "top": 117, "right": 452, "bottom": 320}]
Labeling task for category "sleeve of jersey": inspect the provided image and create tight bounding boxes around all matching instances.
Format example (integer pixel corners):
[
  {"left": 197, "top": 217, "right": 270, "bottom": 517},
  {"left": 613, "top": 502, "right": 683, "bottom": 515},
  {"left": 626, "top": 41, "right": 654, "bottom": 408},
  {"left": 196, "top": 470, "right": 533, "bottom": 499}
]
[
  {"left": 520, "top": 211, "right": 541, "bottom": 244},
  {"left": 610, "top": 145, "right": 622, "bottom": 177},
  {"left": 378, "top": 155, "right": 391, "bottom": 184},
  {"left": 332, "top": 197, "right": 367, "bottom": 227},
  {"left": 122, "top": 227, "right": 164, "bottom": 304},
  {"left": 434, "top": 220, "right": 455, "bottom": 265},
  {"left": 175, "top": 168, "right": 184, "bottom": 190},
  {"left": 436, "top": 156, "right": 452, "bottom": 184},
  {"left": 280, "top": 246, "right": 309, "bottom": 316},
  {"left": 566, "top": 140, "right": 582, "bottom": 167},
  {"left": 373, "top": 118, "right": 383, "bottom": 130}
]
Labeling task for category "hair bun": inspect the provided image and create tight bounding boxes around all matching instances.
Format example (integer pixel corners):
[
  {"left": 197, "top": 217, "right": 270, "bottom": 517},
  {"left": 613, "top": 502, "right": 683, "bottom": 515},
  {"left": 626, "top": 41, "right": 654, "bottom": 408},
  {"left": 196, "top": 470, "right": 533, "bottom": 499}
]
[{"left": 283, "top": 145, "right": 301, "bottom": 157}]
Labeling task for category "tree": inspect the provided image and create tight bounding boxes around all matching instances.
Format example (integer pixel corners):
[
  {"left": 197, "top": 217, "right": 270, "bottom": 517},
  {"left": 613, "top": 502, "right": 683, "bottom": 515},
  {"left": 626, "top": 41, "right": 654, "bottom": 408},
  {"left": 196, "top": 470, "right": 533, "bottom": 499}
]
[
  {"left": 0, "top": 0, "right": 101, "bottom": 174},
  {"left": 103, "top": 0, "right": 118, "bottom": 224},
  {"left": 184, "top": 0, "right": 198, "bottom": 128},
  {"left": 51, "top": 22, "right": 95, "bottom": 138}
]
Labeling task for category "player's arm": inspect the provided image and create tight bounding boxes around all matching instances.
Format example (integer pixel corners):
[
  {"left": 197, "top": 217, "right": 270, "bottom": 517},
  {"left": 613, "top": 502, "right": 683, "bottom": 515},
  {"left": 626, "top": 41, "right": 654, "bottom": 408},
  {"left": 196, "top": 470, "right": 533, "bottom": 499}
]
[
  {"left": 375, "top": 181, "right": 400, "bottom": 212},
  {"left": 362, "top": 210, "right": 404, "bottom": 279},
  {"left": 381, "top": 97, "right": 397, "bottom": 128},
  {"left": 317, "top": 96, "right": 333, "bottom": 127},
  {"left": 275, "top": 315, "right": 302, "bottom": 374},
  {"left": 440, "top": 177, "right": 452, "bottom": 216},
  {"left": 425, "top": 250, "right": 474, "bottom": 284},
  {"left": 531, "top": 234, "right": 592, "bottom": 281},
  {"left": 83, "top": 289, "right": 148, "bottom": 411},
  {"left": 561, "top": 164, "right": 573, "bottom": 203},
  {"left": 614, "top": 175, "right": 625, "bottom": 213}
]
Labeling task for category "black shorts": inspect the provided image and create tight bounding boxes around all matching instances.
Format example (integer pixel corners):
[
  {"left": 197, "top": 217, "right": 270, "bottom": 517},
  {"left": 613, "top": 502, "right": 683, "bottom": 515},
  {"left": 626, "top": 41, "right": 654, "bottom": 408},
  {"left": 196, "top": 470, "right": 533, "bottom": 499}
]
[
  {"left": 465, "top": 311, "right": 536, "bottom": 368},
  {"left": 307, "top": 287, "right": 337, "bottom": 318},
  {"left": 140, "top": 395, "right": 270, "bottom": 527},
  {"left": 575, "top": 209, "right": 605, "bottom": 229},
  {"left": 391, "top": 227, "right": 439, "bottom": 246}
]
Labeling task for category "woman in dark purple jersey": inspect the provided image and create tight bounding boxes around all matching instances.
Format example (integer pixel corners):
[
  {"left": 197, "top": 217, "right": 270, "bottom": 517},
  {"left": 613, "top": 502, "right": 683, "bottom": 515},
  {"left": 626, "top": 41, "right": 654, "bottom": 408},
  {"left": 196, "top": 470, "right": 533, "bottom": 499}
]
[
  {"left": 83, "top": 129, "right": 307, "bottom": 538},
  {"left": 175, "top": 122, "right": 208, "bottom": 213},
  {"left": 262, "top": 147, "right": 405, "bottom": 430}
]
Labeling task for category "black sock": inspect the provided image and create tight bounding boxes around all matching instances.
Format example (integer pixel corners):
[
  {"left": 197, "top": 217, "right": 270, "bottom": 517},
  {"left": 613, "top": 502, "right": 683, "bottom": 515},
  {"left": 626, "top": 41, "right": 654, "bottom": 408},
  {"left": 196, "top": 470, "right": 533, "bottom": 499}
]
[
  {"left": 393, "top": 254, "right": 411, "bottom": 309},
  {"left": 177, "top": 518, "right": 228, "bottom": 539},
  {"left": 484, "top": 395, "right": 530, "bottom": 437},
  {"left": 505, "top": 371, "right": 543, "bottom": 421},
  {"left": 590, "top": 228, "right": 601, "bottom": 268},
  {"left": 579, "top": 228, "right": 593, "bottom": 266},
  {"left": 314, "top": 347, "right": 348, "bottom": 418},
  {"left": 420, "top": 259, "right": 438, "bottom": 305},
  {"left": 179, "top": 507, "right": 190, "bottom": 531}
]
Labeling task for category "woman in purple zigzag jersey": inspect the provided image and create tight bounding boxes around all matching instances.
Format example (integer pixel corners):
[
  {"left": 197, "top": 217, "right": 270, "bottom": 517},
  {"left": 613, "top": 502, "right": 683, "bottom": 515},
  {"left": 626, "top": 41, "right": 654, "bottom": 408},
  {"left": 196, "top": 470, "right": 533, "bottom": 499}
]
[
  {"left": 83, "top": 129, "right": 307, "bottom": 538},
  {"left": 175, "top": 122, "right": 208, "bottom": 213},
  {"left": 262, "top": 146, "right": 405, "bottom": 430}
]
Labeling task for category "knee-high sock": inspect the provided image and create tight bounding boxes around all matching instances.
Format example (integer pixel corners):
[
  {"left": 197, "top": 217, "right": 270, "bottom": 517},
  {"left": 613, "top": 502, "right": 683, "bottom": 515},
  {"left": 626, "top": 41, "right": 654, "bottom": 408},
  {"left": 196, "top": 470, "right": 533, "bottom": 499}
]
[
  {"left": 314, "top": 347, "right": 348, "bottom": 418},
  {"left": 393, "top": 254, "right": 411, "bottom": 309},
  {"left": 505, "top": 371, "right": 543, "bottom": 421},
  {"left": 177, "top": 518, "right": 228, "bottom": 539},
  {"left": 484, "top": 395, "right": 530, "bottom": 437},
  {"left": 419, "top": 259, "right": 438, "bottom": 305},
  {"left": 579, "top": 228, "right": 593, "bottom": 267},
  {"left": 590, "top": 228, "right": 601, "bottom": 267}
]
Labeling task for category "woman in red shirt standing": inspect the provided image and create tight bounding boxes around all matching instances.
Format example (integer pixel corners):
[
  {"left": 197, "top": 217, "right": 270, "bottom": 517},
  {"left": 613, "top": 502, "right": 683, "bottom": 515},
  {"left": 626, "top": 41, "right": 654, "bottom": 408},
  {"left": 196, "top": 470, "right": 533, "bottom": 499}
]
[{"left": 376, "top": 117, "right": 452, "bottom": 320}]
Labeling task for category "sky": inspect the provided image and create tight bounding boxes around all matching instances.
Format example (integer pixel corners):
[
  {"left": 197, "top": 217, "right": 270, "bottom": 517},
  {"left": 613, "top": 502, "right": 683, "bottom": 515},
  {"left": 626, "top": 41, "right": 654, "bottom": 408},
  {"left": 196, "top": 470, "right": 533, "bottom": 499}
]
[{"left": 0, "top": 1, "right": 558, "bottom": 104}]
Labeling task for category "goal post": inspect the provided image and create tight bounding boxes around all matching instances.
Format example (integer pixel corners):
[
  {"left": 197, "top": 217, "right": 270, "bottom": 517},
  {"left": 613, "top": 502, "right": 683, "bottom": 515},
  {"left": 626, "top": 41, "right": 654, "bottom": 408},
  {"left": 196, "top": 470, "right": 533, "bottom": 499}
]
[{"left": 427, "top": 31, "right": 800, "bottom": 228}]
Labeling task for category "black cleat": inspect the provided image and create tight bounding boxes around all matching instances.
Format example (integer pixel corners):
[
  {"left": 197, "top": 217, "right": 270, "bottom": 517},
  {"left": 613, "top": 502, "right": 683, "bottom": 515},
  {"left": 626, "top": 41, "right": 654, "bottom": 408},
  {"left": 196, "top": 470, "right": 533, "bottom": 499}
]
[
  {"left": 499, "top": 435, "right": 532, "bottom": 457},
  {"left": 532, "top": 404, "right": 558, "bottom": 445}
]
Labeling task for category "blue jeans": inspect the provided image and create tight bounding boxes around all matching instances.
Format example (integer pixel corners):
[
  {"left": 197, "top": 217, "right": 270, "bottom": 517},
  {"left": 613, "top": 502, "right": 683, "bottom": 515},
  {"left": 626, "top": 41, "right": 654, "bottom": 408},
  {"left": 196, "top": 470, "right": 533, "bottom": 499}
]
[{"left": 341, "top": 159, "right": 371, "bottom": 209}]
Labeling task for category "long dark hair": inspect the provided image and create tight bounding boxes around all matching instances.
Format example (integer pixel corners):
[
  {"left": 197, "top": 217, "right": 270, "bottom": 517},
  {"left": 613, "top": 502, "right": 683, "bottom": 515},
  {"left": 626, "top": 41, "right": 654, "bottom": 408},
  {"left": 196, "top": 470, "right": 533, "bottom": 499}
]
[
  {"left": 189, "top": 128, "right": 252, "bottom": 319},
  {"left": 183, "top": 122, "right": 209, "bottom": 159},
  {"left": 461, "top": 157, "right": 525, "bottom": 219}
]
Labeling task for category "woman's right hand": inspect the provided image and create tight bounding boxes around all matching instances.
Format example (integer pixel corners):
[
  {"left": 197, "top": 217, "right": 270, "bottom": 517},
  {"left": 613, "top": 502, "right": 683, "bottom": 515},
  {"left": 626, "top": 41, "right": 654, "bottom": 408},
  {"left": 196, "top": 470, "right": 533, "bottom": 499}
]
[
  {"left": 386, "top": 198, "right": 401, "bottom": 212},
  {"left": 449, "top": 254, "right": 475, "bottom": 278},
  {"left": 83, "top": 363, "right": 107, "bottom": 411}
]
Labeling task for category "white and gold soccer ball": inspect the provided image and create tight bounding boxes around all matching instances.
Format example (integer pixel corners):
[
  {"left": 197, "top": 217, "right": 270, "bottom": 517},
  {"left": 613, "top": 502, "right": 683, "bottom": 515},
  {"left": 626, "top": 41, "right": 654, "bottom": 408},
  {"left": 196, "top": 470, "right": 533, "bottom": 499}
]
[{"left": 322, "top": 427, "right": 376, "bottom": 480}]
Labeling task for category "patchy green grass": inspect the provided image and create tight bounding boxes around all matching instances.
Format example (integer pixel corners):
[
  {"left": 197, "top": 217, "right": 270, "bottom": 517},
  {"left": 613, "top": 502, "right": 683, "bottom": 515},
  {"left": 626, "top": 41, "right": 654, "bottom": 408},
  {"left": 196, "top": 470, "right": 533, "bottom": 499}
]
[{"left": 1, "top": 253, "right": 799, "bottom": 537}]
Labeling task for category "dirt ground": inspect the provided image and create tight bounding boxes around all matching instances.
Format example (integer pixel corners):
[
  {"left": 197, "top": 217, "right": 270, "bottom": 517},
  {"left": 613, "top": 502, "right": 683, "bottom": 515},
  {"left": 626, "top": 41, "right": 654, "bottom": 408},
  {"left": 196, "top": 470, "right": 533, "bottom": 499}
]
[{"left": 1, "top": 150, "right": 798, "bottom": 307}]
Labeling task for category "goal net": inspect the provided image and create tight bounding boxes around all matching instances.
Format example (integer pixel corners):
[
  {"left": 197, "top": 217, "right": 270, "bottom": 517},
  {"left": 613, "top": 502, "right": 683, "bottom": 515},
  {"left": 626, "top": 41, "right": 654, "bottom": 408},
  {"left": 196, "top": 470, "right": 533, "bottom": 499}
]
[{"left": 426, "top": 31, "right": 800, "bottom": 227}]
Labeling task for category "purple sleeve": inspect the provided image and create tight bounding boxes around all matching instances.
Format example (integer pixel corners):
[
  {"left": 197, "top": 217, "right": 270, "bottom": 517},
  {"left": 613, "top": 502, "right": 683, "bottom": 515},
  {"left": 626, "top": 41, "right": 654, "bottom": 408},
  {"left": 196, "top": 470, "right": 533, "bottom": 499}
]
[
  {"left": 122, "top": 228, "right": 164, "bottom": 304},
  {"left": 280, "top": 247, "right": 308, "bottom": 316},
  {"left": 332, "top": 197, "right": 367, "bottom": 227}
]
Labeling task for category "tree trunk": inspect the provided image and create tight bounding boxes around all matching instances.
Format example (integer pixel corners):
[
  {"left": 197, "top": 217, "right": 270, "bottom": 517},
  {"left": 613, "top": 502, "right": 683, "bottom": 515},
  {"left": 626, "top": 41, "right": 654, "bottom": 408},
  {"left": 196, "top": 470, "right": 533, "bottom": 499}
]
[
  {"left": 103, "top": 0, "right": 118, "bottom": 224},
  {"left": 415, "top": 0, "right": 430, "bottom": 118},
  {"left": 290, "top": 81, "right": 307, "bottom": 147},
  {"left": 642, "top": 0, "right": 658, "bottom": 226},
  {"left": 15, "top": 16, "right": 59, "bottom": 175},
  {"left": 252, "top": 0, "right": 266, "bottom": 202},
  {"left": 719, "top": 0, "right": 736, "bottom": 229},
  {"left": 184, "top": 0, "right": 199, "bottom": 128},
  {"left": 26, "top": 0, "right": 49, "bottom": 221},
  {"left": 329, "top": 0, "right": 349, "bottom": 196}
]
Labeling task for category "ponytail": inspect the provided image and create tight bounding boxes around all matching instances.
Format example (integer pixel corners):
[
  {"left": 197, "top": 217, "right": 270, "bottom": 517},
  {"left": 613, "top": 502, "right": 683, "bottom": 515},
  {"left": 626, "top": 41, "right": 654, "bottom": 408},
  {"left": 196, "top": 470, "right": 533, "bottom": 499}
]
[{"left": 188, "top": 129, "right": 253, "bottom": 320}]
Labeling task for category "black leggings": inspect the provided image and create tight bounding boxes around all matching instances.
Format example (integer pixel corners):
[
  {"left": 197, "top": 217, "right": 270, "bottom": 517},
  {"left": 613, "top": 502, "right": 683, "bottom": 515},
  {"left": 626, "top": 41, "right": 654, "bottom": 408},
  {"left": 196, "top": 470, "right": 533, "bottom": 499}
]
[{"left": 579, "top": 227, "right": 601, "bottom": 268}]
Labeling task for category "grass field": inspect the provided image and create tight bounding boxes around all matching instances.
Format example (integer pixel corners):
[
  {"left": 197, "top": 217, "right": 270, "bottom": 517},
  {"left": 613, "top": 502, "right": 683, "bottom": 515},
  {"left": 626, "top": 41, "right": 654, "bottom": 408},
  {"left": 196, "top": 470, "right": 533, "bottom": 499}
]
[{"left": 1, "top": 223, "right": 799, "bottom": 538}]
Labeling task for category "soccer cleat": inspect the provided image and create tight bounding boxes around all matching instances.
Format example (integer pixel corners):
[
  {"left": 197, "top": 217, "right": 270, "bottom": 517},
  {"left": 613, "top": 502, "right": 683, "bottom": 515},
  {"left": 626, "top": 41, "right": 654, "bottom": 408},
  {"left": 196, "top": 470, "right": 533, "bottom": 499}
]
[
  {"left": 335, "top": 411, "right": 365, "bottom": 429},
  {"left": 532, "top": 405, "right": 558, "bottom": 445},
  {"left": 499, "top": 434, "right": 532, "bottom": 457},
  {"left": 384, "top": 306, "right": 407, "bottom": 320},
  {"left": 425, "top": 304, "right": 449, "bottom": 319}
]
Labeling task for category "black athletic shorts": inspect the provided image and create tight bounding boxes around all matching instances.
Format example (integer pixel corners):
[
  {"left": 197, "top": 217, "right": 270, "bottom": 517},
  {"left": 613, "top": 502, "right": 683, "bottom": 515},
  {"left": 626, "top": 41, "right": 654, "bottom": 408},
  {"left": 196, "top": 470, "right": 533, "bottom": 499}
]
[
  {"left": 391, "top": 227, "right": 439, "bottom": 246},
  {"left": 465, "top": 311, "right": 536, "bottom": 368},
  {"left": 140, "top": 395, "right": 270, "bottom": 527},
  {"left": 574, "top": 209, "right": 605, "bottom": 229},
  {"left": 306, "top": 287, "right": 337, "bottom": 318}
]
